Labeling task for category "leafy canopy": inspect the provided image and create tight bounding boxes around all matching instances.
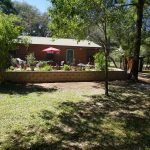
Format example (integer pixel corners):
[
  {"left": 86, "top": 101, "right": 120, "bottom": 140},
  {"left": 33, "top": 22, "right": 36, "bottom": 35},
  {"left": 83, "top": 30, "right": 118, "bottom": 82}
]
[
  {"left": 0, "top": 0, "right": 16, "bottom": 14},
  {"left": 14, "top": 1, "right": 50, "bottom": 37},
  {"left": 0, "top": 13, "right": 22, "bottom": 70},
  {"left": 49, "top": 0, "right": 115, "bottom": 41},
  {"left": 48, "top": 0, "right": 116, "bottom": 96}
]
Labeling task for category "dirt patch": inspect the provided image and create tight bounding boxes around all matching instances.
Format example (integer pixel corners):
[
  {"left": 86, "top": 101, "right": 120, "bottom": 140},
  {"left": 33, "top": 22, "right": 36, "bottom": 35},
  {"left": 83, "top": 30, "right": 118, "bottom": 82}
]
[{"left": 32, "top": 82, "right": 104, "bottom": 90}]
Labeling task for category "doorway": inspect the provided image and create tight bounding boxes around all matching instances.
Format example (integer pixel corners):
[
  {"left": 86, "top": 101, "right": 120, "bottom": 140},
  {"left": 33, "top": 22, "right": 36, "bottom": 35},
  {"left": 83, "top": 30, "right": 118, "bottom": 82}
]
[{"left": 66, "top": 49, "right": 74, "bottom": 64}]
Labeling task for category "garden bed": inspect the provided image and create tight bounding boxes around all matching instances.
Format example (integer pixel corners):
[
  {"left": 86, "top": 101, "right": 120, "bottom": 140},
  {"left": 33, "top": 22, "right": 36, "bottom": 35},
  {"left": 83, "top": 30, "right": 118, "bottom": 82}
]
[{"left": 3, "top": 70, "right": 127, "bottom": 83}]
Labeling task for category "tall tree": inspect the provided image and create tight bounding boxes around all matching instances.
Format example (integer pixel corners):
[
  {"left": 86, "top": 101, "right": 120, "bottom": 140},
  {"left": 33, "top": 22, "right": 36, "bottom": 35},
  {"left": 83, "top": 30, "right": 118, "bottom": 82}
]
[
  {"left": 49, "top": 0, "right": 116, "bottom": 96},
  {"left": 0, "top": 0, "right": 16, "bottom": 14},
  {"left": 132, "top": 0, "right": 145, "bottom": 80},
  {"left": 112, "top": 0, "right": 149, "bottom": 79},
  {"left": 13, "top": 1, "right": 50, "bottom": 37}
]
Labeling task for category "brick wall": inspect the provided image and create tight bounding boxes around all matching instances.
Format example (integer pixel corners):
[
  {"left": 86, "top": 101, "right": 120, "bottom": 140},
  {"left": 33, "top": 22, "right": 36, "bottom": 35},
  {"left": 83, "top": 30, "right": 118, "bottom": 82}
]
[
  {"left": 16, "top": 44, "right": 99, "bottom": 65},
  {"left": 3, "top": 71, "right": 127, "bottom": 83},
  {"left": 0, "top": 72, "right": 4, "bottom": 83}
]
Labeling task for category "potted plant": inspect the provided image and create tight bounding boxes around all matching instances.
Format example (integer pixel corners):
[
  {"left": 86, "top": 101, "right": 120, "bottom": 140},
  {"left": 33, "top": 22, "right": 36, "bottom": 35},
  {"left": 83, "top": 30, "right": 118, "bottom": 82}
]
[{"left": 26, "top": 53, "right": 36, "bottom": 71}]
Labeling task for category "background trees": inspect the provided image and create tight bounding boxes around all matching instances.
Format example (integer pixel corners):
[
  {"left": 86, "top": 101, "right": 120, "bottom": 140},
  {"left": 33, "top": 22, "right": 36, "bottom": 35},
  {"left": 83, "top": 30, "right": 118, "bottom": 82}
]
[
  {"left": 0, "top": 0, "right": 50, "bottom": 37},
  {"left": 13, "top": 1, "right": 50, "bottom": 37},
  {"left": 112, "top": 0, "right": 149, "bottom": 80},
  {"left": 0, "top": 0, "right": 16, "bottom": 14},
  {"left": 48, "top": 0, "right": 150, "bottom": 94}
]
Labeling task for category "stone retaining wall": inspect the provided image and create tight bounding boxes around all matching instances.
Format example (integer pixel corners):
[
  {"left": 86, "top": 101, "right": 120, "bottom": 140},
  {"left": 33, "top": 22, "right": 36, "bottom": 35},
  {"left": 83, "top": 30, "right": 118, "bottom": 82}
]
[{"left": 3, "top": 71, "right": 127, "bottom": 83}]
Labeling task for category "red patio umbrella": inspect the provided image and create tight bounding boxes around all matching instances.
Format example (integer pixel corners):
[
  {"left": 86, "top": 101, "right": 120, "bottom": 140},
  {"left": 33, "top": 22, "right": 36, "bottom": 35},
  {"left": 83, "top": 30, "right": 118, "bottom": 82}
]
[{"left": 42, "top": 47, "right": 61, "bottom": 53}]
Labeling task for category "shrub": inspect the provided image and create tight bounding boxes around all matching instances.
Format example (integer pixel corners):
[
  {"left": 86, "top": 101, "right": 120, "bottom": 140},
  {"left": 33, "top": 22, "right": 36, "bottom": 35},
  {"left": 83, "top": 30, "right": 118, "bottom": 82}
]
[
  {"left": 37, "top": 61, "right": 48, "bottom": 68},
  {"left": 94, "top": 52, "right": 105, "bottom": 71},
  {"left": 26, "top": 53, "right": 36, "bottom": 66},
  {"left": 11, "top": 58, "right": 17, "bottom": 67},
  {"left": 85, "top": 64, "right": 91, "bottom": 71},
  {"left": 40, "top": 64, "right": 53, "bottom": 71},
  {"left": 7, "top": 66, "right": 15, "bottom": 71},
  {"left": 63, "top": 64, "right": 71, "bottom": 71}
]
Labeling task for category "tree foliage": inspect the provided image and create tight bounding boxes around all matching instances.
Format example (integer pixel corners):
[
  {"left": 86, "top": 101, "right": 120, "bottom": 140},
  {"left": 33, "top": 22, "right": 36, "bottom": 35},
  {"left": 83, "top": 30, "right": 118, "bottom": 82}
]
[
  {"left": 49, "top": 0, "right": 116, "bottom": 95},
  {"left": 49, "top": 0, "right": 114, "bottom": 41},
  {"left": 109, "top": 6, "right": 136, "bottom": 55},
  {"left": 14, "top": 1, "right": 50, "bottom": 37},
  {"left": 103, "top": 1, "right": 149, "bottom": 53},
  {"left": 48, "top": 0, "right": 150, "bottom": 90},
  {"left": 0, "top": 13, "right": 22, "bottom": 70},
  {"left": 94, "top": 52, "right": 105, "bottom": 71},
  {"left": 0, "top": 0, "right": 16, "bottom": 14},
  {"left": 141, "top": 37, "right": 150, "bottom": 64}
]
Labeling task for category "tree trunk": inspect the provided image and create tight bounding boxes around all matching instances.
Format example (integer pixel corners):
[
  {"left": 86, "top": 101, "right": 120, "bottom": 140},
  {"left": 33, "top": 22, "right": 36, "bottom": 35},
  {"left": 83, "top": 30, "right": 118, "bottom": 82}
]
[
  {"left": 103, "top": 22, "right": 109, "bottom": 96},
  {"left": 132, "top": 0, "right": 145, "bottom": 80},
  {"left": 104, "top": 50, "right": 109, "bottom": 96},
  {"left": 103, "top": 4, "right": 109, "bottom": 96},
  {"left": 109, "top": 56, "right": 118, "bottom": 68}
]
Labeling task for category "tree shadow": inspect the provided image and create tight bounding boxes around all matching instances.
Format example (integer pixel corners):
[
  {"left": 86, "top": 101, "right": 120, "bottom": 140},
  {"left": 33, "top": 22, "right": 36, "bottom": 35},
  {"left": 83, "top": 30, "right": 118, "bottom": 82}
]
[
  {"left": 0, "top": 83, "right": 57, "bottom": 95},
  {"left": 1, "top": 82, "right": 150, "bottom": 150},
  {"left": 39, "top": 110, "right": 55, "bottom": 120}
]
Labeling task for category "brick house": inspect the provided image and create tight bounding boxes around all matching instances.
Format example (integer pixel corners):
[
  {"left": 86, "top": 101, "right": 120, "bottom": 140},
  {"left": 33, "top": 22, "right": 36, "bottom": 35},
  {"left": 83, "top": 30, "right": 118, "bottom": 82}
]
[{"left": 15, "top": 36, "right": 101, "bottom": 65}]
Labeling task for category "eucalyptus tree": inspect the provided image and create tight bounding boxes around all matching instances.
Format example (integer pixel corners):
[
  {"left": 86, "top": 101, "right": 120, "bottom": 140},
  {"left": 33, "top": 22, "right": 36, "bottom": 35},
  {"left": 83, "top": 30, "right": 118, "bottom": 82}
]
[{"left": 49, "top": 0, "right": 118, "bottom": 96}]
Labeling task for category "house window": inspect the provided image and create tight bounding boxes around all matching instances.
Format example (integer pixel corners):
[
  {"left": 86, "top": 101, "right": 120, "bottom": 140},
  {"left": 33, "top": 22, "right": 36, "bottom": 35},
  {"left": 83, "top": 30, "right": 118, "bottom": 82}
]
[{"left": 66, "top": 49, "right": 74, "bottom": 64}]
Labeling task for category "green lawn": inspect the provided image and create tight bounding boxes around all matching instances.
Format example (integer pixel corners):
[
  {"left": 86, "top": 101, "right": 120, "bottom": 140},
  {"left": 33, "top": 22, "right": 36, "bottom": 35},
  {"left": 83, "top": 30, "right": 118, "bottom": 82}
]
[{"left": 0, "top": 81, "right": 149, "bottom": 150}]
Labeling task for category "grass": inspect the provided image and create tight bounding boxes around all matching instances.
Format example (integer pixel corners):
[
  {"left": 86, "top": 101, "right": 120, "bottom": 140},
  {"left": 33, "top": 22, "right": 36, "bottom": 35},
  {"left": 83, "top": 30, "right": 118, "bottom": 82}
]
[{"left": 0, "top": 81, "right": 150, "bottom": 150}]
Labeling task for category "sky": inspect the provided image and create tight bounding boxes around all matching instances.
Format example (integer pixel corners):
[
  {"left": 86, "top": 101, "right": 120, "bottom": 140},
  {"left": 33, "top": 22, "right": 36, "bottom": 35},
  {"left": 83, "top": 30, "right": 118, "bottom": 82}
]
[{"left": 12, "top": 0, "right": 51, "bottom": 13}]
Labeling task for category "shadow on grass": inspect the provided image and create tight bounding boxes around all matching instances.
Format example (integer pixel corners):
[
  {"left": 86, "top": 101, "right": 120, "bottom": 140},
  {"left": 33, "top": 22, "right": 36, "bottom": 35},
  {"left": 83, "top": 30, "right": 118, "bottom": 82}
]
[
  {"left": 0, "top": 83, "right": 57, "bottom": 95},
  {"left": 1, "top": 82, "right": 150, "bottom": 150}
]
